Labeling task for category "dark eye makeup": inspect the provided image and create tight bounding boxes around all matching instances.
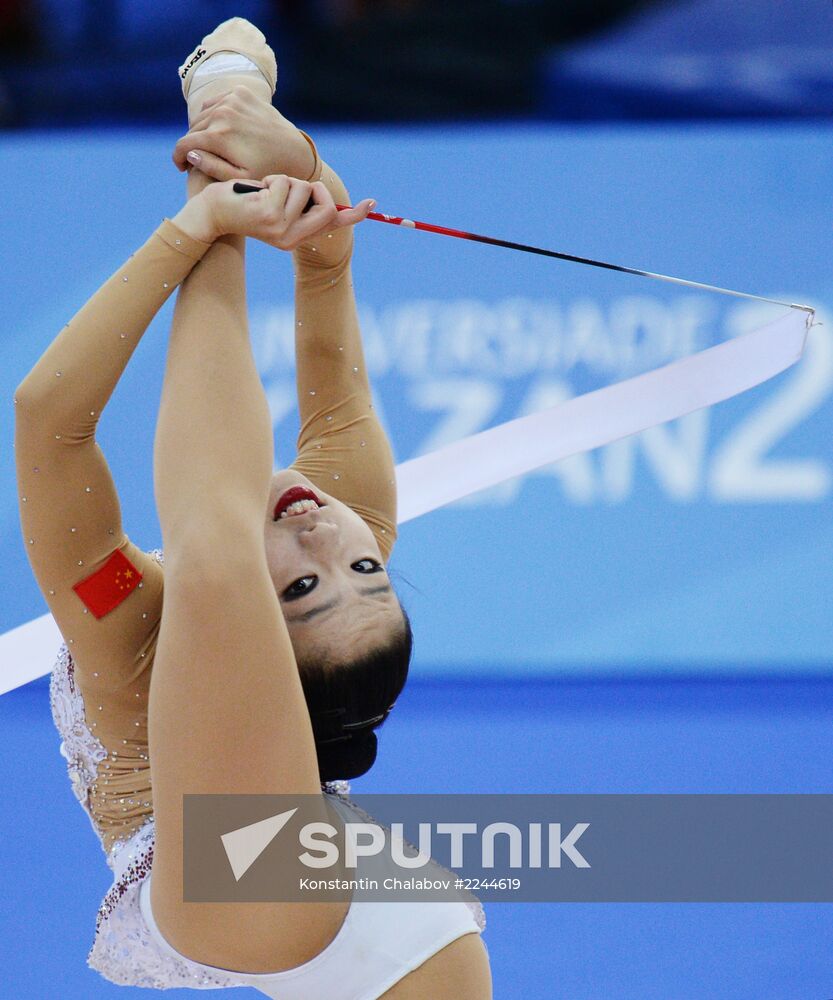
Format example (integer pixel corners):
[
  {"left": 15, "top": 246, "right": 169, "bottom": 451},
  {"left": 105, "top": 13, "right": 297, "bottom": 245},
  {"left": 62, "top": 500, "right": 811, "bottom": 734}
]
[
  {"left": 282, "top": 575, "right": 318, "bottom": 601},
  {"left": 281, "top": 559, "right": 384, "bottom": 601},
  {"left": 351, "top": 558, "right": 383, "bottom": 574}
]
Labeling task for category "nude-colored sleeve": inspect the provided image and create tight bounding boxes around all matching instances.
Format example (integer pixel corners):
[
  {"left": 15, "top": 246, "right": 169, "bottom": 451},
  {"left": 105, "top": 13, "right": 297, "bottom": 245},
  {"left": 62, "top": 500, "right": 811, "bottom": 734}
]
[
  {"left": 289, "top": 142, "right": 397, "bottom": 563},
  {"left": 14, "top": 220, "right": 211, "bottom": 854}
]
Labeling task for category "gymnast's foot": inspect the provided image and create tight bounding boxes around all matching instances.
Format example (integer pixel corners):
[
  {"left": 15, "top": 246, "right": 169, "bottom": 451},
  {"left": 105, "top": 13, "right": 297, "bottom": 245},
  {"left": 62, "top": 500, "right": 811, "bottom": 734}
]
[
  {"left": 179, "top": 17, "right": 275, "bottom": 126},
  {"left": 175, "top": 17, "right": 317, "bottom": 182}
]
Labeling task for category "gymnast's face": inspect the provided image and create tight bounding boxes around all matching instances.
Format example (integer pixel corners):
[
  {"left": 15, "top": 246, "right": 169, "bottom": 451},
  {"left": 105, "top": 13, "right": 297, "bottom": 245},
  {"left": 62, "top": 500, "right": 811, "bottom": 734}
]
[{"left": 264, "top": 471, "right": 403, "bottom": 658}]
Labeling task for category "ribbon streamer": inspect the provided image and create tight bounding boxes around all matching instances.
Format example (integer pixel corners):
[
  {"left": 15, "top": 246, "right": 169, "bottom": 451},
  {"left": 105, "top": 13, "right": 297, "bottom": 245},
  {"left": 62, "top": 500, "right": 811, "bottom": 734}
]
[
  {"left": 0, "top": 307, "right": 812, "bottom": 695},
  {"left": 396, "top": 308, "right": 810, "bottom": 523}
]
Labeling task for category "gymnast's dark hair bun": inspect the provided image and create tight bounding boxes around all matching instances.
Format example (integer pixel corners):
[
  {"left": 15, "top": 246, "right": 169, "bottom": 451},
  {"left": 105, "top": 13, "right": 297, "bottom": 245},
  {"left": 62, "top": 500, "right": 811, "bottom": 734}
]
[
  {"left": 296, "top": 605, "right": 413, "bottom": 785},
  {"left": 317, "top": 730, "right": 378, "bottom": 783}
]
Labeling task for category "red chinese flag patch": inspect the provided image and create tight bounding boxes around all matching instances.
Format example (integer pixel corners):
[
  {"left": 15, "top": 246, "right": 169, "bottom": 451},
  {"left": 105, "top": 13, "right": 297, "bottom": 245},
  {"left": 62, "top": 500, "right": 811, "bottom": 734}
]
[{"left": 72, "top": 550, "right": 143, "bottom": 620}]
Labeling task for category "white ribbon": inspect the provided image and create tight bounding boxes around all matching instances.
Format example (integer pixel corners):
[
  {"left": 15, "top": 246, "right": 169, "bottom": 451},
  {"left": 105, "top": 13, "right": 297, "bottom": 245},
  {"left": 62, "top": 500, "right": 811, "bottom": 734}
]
[
  {"left": 396, "top": 308, "right": 811, "bottom": 522},
  {"left": 0, "top": 307, "right": 812, "bottom": 695}
]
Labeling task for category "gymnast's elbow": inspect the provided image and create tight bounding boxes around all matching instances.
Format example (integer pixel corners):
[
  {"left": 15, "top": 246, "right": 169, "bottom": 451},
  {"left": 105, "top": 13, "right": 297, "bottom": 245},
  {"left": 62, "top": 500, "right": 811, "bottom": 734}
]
[
  {"left": 13, "top": 373, "right": 72, "bottom": 443},
  {"left": 13, "top": 376, "right": 37, "bottom": 422},
  {"left": 14, "top": 366, "right": 52, "bottom": 413}
]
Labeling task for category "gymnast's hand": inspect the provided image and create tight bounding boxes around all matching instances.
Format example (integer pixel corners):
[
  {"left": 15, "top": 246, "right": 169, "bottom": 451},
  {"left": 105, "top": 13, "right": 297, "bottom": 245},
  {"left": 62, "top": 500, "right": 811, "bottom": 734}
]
[
  {"left": 173, "top": 174, "right": 374, "bottom": 250},
  {"left": 171, "top": 85, "right": 314, "bottom": 183}
]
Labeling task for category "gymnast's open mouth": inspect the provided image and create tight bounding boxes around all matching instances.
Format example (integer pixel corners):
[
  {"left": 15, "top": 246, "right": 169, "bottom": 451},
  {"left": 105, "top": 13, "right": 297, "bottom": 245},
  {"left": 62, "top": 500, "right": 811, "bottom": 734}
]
[{"left": 273, "top": 486, "right": 326, "bottom": 521}]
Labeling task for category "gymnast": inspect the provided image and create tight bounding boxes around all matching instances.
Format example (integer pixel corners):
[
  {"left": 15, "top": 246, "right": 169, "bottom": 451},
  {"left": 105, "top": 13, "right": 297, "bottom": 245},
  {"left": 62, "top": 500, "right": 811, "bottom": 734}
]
[{"left": 15, "top": 17, "right": 490, "bottom": 999}]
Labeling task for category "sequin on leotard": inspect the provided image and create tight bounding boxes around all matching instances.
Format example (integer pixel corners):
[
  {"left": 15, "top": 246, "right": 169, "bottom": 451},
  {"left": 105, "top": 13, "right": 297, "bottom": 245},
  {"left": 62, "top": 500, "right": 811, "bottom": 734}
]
[
  {"left": 49, "top": 643, "right": 109, "bottom": 851},
  {"left": 87, "top": 816, "right": 247, "bottom": 990}
]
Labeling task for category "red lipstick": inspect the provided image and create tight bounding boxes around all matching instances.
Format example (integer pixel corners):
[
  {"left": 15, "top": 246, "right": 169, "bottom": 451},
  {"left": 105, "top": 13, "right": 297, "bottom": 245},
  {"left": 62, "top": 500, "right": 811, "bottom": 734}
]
[{"left": 273, "top": 486, "right": 323, "bottom": 521}]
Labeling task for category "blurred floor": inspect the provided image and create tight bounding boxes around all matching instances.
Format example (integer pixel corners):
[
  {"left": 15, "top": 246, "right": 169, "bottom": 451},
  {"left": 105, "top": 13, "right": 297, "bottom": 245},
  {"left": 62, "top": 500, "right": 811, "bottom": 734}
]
[{"left": 2, "top": 674, "right": 832, "bottom": 998}]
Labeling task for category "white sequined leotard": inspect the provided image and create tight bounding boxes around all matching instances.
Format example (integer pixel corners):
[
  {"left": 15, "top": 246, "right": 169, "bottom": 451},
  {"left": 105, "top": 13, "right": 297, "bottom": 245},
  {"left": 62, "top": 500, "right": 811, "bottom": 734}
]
[{"left": 48, "top": 589, "right": 484, "bottom": 990}]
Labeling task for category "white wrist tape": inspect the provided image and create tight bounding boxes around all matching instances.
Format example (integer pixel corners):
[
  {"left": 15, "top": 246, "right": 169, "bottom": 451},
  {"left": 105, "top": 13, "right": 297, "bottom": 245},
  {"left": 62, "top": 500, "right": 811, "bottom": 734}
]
[{"left": 191, "top": 52, "right": 265, "bottom": 84}]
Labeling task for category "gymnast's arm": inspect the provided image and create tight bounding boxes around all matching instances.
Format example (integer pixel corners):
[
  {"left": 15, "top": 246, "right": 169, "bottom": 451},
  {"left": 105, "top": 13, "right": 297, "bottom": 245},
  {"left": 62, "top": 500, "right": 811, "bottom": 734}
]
[
  {"left": 170, "top": 92, "right": 397, "bottom": 560},
  {"left": 14, "top": 221, "right": 212, "bottom": 692},
  {"left": 289, "top": 151, "right": 398, "bottom": 562}
]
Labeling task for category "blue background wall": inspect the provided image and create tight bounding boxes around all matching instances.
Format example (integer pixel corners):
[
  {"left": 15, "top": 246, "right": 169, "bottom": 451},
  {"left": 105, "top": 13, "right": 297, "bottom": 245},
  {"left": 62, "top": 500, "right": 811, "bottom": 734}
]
[
  {"left": 2, "top": 124, "right": 833, "bottom": 998},
  {"left": 2, "top": 124, "right": 831, "bottom": 676}
]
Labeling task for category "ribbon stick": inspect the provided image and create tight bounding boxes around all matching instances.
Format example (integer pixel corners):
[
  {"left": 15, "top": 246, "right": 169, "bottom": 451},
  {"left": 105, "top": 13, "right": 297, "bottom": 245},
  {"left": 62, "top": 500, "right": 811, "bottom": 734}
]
[{"left": 342, "top": 205, "right": 813, "bottom": 314}]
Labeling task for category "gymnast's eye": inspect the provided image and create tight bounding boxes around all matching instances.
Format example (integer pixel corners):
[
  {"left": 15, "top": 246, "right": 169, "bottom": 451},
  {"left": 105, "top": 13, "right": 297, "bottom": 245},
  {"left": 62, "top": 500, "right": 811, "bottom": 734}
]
[
  {"left": 351, "top": 559, "right": 382, "bottom": 574},
  {"left": 282, "top": 575, "right": 318, "bottom": 600}
]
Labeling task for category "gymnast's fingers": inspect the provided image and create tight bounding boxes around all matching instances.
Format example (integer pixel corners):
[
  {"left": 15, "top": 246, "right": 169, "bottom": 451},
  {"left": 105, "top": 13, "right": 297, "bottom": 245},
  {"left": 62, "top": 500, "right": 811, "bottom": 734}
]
[
  {"left": 260, "top": 174, "right": 292, "bottom": 219},
  {"left": 184, "top": 149, "right": 245, "bottom": 183},
  {"left": 185, "top": 104, "right": 222, "bottom": 138},
  {"left": 173, "top": 127, "right": 222, "bottom": 171},
  {"left": 282, "top": 177, "right": 314, "bottom": 224},
  {"left": 187, "top": 88, "right": 247, "bottom": 136},
  {"left": 286, "top": 180, "right": 340, "bottom": 244},
  {"left": 332, "top": 197, "right": 376, "bottom": 229},
  {"left": 198, "top": 90, "right": 233, "bottom": 115}
]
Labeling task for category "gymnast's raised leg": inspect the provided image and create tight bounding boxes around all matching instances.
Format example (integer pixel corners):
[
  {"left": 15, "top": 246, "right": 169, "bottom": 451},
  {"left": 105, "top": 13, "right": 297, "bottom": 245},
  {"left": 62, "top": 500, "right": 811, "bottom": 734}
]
[{"left": 147, "top": 76, "right": 351, "bottom": 988}]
